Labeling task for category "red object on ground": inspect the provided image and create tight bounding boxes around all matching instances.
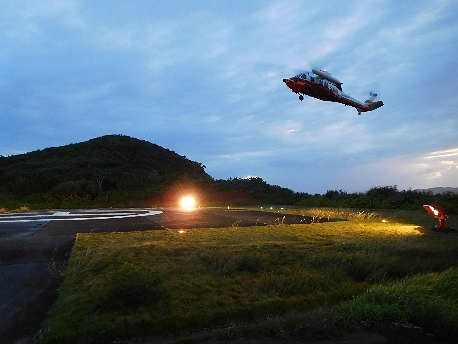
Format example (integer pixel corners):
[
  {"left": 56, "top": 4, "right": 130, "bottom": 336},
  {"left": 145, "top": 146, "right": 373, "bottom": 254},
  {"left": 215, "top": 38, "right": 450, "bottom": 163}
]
[{"left": 423, "top": 205, "right": 449, "bottom": 228}]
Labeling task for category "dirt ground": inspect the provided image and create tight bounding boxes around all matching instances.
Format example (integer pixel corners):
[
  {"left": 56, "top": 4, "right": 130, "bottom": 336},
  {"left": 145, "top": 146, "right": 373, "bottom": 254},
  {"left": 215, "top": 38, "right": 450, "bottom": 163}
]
[{"left": 0, "top": 208, "right": 314, "bottom": 344}]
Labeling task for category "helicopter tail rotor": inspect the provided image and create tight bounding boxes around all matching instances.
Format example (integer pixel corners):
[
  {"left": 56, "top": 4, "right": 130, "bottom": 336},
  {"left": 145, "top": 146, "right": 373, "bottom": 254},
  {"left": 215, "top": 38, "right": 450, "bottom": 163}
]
[
  {"left": 365, "top": 91, "right": 378, "bottom": 104},
  {"left": 358, "top": 91, "right": 384, "bottom": 114}
]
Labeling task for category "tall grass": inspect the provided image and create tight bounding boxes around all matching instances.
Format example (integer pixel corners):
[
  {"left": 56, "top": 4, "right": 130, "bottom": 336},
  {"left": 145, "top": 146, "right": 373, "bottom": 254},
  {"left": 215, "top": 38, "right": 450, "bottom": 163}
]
[
  {"left": 300, "top": 207, "right": 381, "bottom": 221},
  {"left": 338, "top": 268, "right": 458, "bottom": 339},
  {"left": 257, "top": 206, "right": 457, "bottom": 228},
  {"left": 254, "top": 206, "right": 383, "bottom": 222},
  {"left": 40, "top": 217, "right": 458, "bottom": 343}
]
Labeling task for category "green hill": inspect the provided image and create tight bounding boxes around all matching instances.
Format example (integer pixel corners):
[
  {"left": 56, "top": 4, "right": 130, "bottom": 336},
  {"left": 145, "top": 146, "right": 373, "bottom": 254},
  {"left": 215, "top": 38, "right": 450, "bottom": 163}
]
[{"left": 0, "top": 135, "right": 213, "bottom": 208}]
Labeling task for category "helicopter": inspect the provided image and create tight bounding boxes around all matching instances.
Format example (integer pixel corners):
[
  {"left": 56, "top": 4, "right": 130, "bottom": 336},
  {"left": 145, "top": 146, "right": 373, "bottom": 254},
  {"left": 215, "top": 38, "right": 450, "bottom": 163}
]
[{"left": 283, "top": 69, "right": 384, "bottom": 115}]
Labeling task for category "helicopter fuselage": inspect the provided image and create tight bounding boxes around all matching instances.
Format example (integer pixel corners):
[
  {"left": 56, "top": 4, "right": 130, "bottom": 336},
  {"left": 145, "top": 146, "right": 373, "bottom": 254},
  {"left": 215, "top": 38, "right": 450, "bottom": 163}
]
[{"left": 283, "top": 69, "right": 383, "bottom": 114}]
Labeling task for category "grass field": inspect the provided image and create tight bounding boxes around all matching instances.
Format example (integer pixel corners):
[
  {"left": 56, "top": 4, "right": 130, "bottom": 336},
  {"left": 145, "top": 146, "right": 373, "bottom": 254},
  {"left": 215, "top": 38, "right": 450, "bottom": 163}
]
[{"left": 40, "top": 209, "right": 458, "bottom": 343}]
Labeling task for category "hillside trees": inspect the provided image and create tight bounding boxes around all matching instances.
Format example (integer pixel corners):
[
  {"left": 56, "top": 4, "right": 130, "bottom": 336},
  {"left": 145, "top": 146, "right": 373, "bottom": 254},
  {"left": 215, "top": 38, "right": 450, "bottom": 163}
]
[
  {"left": 212, "top": 177, "right": 299, "bottom": 205},
  {"left": 0, "top": 135, "right": 213, "bottom": 208}
]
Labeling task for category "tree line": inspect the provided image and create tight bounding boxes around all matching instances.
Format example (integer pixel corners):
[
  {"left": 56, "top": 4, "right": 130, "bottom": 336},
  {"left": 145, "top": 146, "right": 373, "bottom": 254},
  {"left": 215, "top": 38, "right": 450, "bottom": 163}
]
[{"left": 295, "top": 185, "right": 458, "bottom": 214}]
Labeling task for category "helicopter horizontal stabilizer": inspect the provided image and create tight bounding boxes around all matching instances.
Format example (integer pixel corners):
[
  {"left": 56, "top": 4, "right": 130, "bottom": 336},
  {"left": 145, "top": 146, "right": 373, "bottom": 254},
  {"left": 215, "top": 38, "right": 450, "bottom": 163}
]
[{"left": 369, "top": 100, "right": 384, "bottom": 111}]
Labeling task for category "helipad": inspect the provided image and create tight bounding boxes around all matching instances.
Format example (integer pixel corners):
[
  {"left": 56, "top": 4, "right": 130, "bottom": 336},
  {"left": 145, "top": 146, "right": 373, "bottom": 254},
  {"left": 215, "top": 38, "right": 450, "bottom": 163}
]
[
  {"left": 0, "top": 209, "right": 162, "bottom": 238},
  {"left": 0, "top": 209, "right": 162, "bottom": 223}
]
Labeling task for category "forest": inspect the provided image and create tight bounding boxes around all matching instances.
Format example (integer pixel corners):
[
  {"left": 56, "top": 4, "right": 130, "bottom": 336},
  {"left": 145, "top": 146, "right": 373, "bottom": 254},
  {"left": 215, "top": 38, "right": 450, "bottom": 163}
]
[{"left": 1, "top": 135, "right": 456, "bottom": 213}]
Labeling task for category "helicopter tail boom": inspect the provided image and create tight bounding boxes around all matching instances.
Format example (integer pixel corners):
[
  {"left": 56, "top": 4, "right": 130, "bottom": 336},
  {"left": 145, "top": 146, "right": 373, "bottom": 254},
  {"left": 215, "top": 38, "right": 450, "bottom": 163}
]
[{"left": 357, "top": 100, "right": 384, "bottom": 114}]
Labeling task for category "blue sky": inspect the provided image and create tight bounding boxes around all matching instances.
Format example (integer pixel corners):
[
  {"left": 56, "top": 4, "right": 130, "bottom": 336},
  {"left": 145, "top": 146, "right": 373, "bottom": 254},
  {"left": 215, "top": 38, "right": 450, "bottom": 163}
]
[{"left": 1, "top": 1, "right": 457, "bottom": 194}]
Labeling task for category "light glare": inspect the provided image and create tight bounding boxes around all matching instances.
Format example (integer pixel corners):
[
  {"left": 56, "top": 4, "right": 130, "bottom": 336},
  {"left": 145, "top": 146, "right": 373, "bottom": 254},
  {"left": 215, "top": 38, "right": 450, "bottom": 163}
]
[{"left": 180, "top": 196, "right": 196, "bottom": 210}]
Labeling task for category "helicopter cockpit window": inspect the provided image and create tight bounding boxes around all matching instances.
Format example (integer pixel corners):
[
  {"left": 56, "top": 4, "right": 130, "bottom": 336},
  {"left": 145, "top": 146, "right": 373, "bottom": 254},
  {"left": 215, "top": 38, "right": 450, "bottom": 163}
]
[{"left": 295, "top": 73, "right": 308, "bottom": 79}]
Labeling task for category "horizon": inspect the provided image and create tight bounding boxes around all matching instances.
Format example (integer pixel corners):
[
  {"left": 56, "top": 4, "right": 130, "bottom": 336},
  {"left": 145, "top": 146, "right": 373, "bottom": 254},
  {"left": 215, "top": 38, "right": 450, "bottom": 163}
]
[{"left": 1, "top": 134, "right": 456, "bottom": 195}]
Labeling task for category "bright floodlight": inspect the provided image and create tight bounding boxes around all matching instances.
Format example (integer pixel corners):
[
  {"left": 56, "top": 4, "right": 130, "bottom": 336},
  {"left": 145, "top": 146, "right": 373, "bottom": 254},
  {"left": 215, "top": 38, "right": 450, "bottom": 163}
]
[{"left": 180, "top": 196, "right": 196, "bottom": 210}]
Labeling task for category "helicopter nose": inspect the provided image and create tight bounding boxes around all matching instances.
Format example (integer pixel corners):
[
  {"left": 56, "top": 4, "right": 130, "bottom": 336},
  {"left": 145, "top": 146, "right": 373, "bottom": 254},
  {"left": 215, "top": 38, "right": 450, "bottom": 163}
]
[{"left": 283, "top": 78, "right": 288, "bottom": 82}]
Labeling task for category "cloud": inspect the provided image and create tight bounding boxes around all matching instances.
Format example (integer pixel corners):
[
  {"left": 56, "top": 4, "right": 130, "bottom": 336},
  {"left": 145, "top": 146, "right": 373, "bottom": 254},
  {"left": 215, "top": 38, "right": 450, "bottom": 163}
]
[
  {"left": 418, "top": 148, "right": 458, "bottom": 184},
  {"left": 356, "top": 147, "right": 458, "bottom": 190},
  {"left": 423, "top": 148, "right": 458, "bottom": 160}
]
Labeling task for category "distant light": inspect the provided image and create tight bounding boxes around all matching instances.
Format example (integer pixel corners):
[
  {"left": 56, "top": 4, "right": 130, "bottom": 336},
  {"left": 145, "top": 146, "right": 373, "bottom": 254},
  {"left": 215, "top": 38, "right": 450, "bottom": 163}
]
[
  {"left": 178, "top": 229, "right": 187, "bottom": 234},
  {"left": 381, "top": 219, "right": 388, "bottom": 223},
  {"left": 180, "top": 196, "right": 196, "bottom": 210},
  {"left": 242, "top": 175, "right": 259, "bottom": 179}
]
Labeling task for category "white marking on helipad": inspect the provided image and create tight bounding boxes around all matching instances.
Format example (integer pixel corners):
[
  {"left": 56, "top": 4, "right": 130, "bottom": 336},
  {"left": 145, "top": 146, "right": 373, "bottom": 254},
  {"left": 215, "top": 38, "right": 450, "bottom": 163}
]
[{"left": 0, "top": 209, "right": 162, "bottom": 223}]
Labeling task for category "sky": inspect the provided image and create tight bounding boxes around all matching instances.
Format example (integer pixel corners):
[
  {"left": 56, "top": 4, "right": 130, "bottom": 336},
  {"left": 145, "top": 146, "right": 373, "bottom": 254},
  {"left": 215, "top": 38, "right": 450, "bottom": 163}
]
[{"left": 1, "top": 0, "right": 457, "bottom": 194}]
